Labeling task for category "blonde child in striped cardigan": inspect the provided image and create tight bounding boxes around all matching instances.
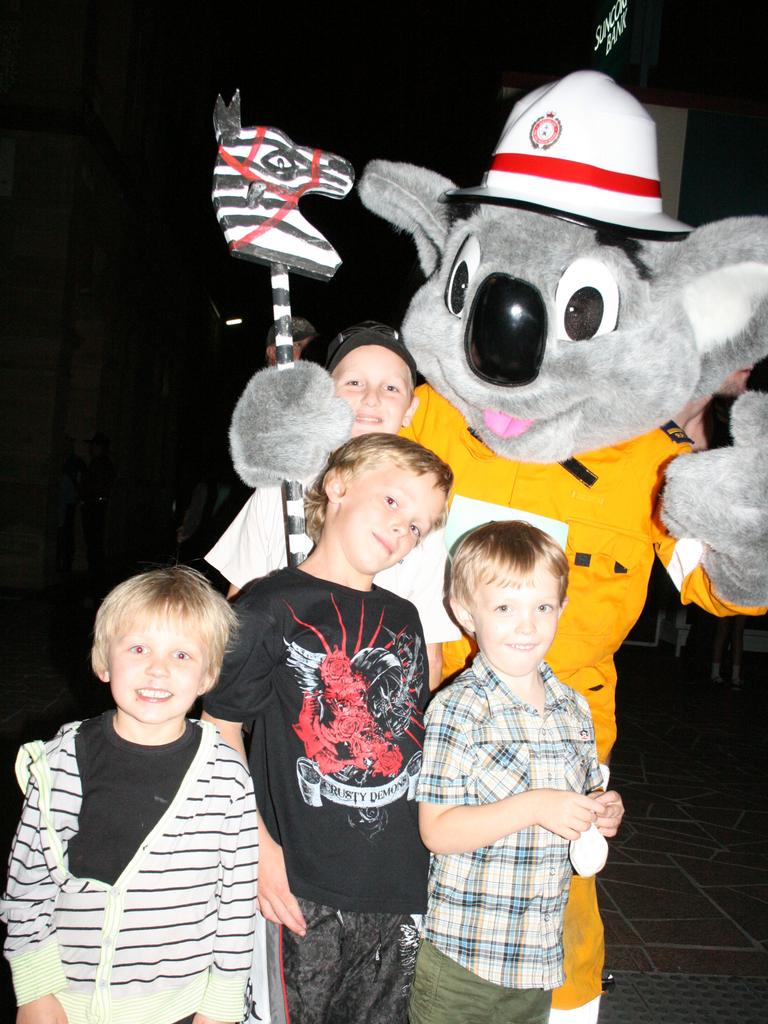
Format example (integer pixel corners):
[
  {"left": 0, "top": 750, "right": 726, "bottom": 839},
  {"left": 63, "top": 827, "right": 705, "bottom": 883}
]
[{"left": 1, "top": 566, "right": 259, "bottom": 1024}]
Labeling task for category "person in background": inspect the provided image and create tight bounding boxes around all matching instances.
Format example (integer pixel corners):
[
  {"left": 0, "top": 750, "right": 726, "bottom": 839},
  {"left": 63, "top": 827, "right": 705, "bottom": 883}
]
[
  {"left": 81, "top": 432, "right": 115, "bottom": 595},
  {"left": 671, "top": 367, "right": 752, "bottom": 452},
  {"left": 674, "top": 367, "right": 755, "bottom": 689},
  {"left": 56, "top": 437, "right": 86, "bottom": 573},
  {"left": 176, "top": 447, "right": 250, "bottom": 593},
  {"left": 264, "top": 316, "right": 318, "bottom": 366}
]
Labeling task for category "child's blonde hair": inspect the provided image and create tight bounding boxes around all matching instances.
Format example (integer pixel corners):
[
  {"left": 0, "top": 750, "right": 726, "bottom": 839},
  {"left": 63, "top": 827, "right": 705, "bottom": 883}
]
[
  {"left": 450, "top": 520, "right": 569, "bottom": 609},
  {"left": 91, "top": 566, "right": 237, "bottom": 686},
  {"left": 304, "top": 434, "right": 453, "bottom": 544}
]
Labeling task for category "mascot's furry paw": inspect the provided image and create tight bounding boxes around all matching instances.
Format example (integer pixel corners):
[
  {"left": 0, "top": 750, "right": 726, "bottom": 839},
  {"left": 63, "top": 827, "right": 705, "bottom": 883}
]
[
  {"left": 662, "top": 392, "right": 768, "bottom": 607},
  {"left": 229, "top": 362, "right": 354, "bottom": 486}
]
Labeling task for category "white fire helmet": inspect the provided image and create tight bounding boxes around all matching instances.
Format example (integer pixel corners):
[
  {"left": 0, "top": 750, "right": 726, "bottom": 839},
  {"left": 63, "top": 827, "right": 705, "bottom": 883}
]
[{"left": 446, "top": 69, "right": 690, "bottom": 237}]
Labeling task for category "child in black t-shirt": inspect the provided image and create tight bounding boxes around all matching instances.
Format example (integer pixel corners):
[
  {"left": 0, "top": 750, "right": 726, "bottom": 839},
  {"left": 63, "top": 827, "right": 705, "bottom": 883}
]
[
  {"left": 204, "top": 434, "right": 452, "bottom": 1024},
  {"left": 2, "top": 566, "right": 258, "bottom": 1024}
]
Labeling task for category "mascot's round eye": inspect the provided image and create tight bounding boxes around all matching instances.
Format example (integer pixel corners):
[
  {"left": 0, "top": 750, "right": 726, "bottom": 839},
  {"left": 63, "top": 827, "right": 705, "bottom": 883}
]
[
  {"left": 445, "top": 235, "right": 481, "bottom": 317},
  {"left": 555, "top": 258, "right": 619, "bottom": 341}
]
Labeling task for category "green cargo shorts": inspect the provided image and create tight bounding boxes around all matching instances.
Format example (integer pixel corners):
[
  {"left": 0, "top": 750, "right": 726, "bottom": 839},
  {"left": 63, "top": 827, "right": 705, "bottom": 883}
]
[{"left": 408, "top": 938, "right": 552, "bottom": 1024}]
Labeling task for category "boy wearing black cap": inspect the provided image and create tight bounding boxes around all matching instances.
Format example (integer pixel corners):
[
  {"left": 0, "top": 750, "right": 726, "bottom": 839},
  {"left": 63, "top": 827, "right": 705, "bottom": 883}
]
[{"left": 325, "top": 320, "right": 418, "bottom": 434}]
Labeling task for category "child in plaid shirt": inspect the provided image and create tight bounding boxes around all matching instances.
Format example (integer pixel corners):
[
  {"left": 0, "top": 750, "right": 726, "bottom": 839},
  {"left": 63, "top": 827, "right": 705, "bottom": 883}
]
[{"left": 410, "top": 522, "right": 624, "bottom": 1024}]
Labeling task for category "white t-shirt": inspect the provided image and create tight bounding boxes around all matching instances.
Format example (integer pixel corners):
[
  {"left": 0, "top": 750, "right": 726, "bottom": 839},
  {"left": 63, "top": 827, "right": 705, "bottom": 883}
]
[{"left": 205, "top": 484, "right": 459, "bottom": 644}]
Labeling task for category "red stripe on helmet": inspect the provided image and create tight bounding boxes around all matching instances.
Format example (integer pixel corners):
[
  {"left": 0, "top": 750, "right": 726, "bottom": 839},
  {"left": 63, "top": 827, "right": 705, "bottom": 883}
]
[{"left": 491, "top": 153, "right": 661, "bottom": 198}]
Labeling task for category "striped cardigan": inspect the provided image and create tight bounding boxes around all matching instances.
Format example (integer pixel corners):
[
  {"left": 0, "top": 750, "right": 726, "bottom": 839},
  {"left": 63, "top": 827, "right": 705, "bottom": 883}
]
[{"left": 1, "top": 719, "right": 258, "bottom": 1024}]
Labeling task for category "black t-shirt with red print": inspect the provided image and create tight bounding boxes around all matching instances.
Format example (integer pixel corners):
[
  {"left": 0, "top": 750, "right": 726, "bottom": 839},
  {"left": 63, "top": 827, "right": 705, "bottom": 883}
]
[{"left": 204, "top": 567, "right": 430, "bottom": 914}]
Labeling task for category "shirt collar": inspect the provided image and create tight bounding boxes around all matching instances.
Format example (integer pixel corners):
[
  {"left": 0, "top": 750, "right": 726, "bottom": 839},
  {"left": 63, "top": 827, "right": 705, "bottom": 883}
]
[{"left": 471, "top": 651, "right": 569, "bottom": 713}]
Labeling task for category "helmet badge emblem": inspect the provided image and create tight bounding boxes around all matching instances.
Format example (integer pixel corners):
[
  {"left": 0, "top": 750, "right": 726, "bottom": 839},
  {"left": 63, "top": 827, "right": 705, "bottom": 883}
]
[{"left": 529, "top": 112, "right": 562, "bottom": 150}]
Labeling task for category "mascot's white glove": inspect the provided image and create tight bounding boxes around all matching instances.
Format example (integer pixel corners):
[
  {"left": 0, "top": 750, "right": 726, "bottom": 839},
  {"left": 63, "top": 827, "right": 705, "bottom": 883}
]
[
  {"left": 229, "top": 362, "right": 354, "bottom": 487},
  {"left": 662, "top": 391, "right": 768, "bottom": 608}
]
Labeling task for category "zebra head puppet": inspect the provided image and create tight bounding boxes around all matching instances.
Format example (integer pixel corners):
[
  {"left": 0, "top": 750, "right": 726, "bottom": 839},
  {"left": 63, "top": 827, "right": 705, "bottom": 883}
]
[
  {"left": 212, "top": 91, "right": 355, "bottom": 280},
  {"left": 213, "top": 91, "right": 355, "bottom": 567}
]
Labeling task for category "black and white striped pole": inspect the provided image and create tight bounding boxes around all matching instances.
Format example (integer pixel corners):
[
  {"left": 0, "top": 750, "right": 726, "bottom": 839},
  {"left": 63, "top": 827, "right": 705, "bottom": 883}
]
[{"left": 270, "top": 264, "right": 307, "bottom": 567}]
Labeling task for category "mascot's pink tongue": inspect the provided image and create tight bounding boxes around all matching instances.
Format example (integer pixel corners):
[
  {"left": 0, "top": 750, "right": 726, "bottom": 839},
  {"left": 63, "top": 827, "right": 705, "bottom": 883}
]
[{"left": 483, "top": 409, "right": 535, "bottom": 438}]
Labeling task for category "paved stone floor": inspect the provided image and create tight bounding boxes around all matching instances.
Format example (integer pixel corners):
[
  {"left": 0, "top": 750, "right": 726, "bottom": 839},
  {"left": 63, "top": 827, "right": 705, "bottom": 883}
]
[
  {"left": 604, "top": 644, "right": 768, "bottom": 986},
  {"left": 1, "top": 581, "right": 767, "bottom": 1021},
  {"left": 598, "top": 644, "right": 768, "bottom": 1022}
]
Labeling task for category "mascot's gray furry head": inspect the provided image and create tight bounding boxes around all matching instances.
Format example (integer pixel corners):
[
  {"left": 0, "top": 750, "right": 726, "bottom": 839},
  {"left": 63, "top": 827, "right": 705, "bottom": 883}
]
[{"left": 359, "top": 70, "right": 768, "bottom": 464}]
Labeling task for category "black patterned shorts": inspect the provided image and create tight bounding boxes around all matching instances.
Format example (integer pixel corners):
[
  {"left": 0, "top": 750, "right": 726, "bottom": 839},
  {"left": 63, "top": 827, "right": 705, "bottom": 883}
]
[{"left": 275, "top": 896, "right": 421, "bottom": 1024}]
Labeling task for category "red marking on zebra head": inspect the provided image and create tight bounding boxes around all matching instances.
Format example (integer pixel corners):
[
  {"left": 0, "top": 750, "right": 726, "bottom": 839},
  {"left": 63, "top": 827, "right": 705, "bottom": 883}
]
[{"left": 218, "top": 127, "right": 326, "bottom": 250}]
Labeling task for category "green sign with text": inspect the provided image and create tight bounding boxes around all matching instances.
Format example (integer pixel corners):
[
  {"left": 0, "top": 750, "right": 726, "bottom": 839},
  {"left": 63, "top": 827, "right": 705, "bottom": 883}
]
[{"left": 592, "top": 0, "right": 634, "bottom": 79}]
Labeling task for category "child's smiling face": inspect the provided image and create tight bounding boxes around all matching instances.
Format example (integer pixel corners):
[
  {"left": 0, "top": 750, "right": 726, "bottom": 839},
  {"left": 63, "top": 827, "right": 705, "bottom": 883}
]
[
  {"left": 451, "top": 568, "right": 565, "bottom": 688},
  {"left": 99, "top": 617, "right": 213, "bottom": 744},
  {"left": 321, "top": 463, "right": 446, "bottom": 588},
  {"left": 330, "top": 345, "right": 418, "bottom": 437}
]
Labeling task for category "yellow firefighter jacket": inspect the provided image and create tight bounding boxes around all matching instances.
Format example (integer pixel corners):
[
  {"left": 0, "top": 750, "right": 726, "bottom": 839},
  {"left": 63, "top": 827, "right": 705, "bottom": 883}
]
[{"left": 405, "top": 384, "right": 753, "bottom": 761}]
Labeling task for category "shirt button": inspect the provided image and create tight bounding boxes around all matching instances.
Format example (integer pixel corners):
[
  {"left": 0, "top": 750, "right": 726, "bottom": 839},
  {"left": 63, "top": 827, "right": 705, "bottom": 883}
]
[{"left": 550, "top": 868, "right": 556, "bottom": 876}]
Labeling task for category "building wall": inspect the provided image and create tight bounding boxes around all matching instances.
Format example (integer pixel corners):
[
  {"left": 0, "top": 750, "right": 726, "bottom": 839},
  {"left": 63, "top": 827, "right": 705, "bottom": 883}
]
[
  {"left": 1, "top": 0, "right": 88, "bottom": 586},
  {"left": 0, "top": 1, "right": 217, "bottom": 587}
]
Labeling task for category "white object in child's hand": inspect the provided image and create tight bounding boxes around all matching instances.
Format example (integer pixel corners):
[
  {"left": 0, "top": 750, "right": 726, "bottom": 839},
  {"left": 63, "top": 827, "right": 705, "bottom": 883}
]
[{"left": 569, "top": 765, "right": 610, "bottom": 877}]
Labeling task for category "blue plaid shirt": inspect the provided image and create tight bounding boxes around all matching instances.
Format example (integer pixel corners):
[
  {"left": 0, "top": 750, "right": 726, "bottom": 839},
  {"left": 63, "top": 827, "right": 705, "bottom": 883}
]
[{"left": 418, "top": 653, "right": 602, "bottom": 989}]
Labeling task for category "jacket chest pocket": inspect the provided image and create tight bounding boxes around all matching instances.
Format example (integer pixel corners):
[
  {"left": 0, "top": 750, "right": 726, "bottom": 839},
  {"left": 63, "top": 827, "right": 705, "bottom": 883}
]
[{"left": 565, "top": 520, "right": 652, "bottom": 637}]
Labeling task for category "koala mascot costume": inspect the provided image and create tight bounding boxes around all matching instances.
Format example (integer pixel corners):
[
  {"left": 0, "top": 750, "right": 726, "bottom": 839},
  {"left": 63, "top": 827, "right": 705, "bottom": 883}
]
[{"left": 229, "top": 71, "right": 768, "bottom": 1021}]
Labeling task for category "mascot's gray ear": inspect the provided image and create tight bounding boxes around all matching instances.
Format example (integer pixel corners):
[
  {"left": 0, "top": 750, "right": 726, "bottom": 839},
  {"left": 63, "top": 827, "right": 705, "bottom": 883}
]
[
  {"left": 683, "top": 262, "right": 768, "bottom": 391},
  {"left": 358, "top": 160, "right": 456, "bottom": 277},
  {"left": 672, "top": 218, "right": 768, "bottom": 393}
]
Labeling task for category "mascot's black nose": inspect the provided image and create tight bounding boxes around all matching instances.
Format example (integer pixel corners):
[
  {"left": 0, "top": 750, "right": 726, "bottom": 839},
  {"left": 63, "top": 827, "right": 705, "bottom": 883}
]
[{"left": 465, "top": 274, "right": 547, "bottom": 386}]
